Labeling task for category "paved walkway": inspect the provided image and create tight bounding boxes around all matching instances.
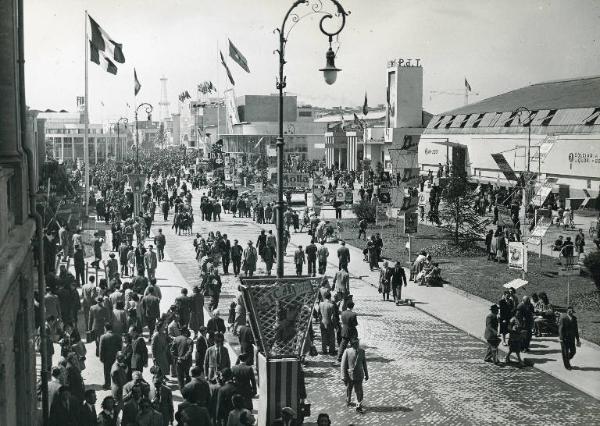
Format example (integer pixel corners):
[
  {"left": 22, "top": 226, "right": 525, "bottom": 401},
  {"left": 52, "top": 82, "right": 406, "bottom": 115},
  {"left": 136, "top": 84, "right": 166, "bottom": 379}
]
[{"left": 291, "top": 232, "right": 600, "bottom": 401}]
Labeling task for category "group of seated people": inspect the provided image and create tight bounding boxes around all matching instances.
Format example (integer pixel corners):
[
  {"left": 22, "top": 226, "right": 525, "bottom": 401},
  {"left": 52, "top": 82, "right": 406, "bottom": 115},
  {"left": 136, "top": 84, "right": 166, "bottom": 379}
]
[{"left": 411, "top": 251, "right": 442, "bottom": 287}]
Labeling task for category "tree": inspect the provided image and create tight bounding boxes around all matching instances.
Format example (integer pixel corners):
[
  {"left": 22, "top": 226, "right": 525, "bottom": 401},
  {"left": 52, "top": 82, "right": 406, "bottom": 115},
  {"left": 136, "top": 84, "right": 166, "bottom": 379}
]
[
  {"left": 438, "top": 175, "right": 490, "bottom": 245},
  {"left": 155, "top": 123, "right": 166, "bottom": 149},
  {"left": 583, "top": 251, "right": 600, "bottom": 292},
  {"left": 352, "top": 199, "right": 376, "bottom": 223}
]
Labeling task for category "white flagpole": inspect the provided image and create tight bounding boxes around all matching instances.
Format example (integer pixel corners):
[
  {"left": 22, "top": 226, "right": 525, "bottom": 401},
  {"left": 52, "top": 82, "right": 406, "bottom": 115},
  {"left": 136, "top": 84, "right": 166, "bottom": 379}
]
[
  {"left": 84, "top": 10, "right": 90, "bottom": 217},
  {"left": 464, "top": 79, "right": 469, "bottom": 106},
  {"left": 216, "top": 40, "right": 220, "bottom": 141}
]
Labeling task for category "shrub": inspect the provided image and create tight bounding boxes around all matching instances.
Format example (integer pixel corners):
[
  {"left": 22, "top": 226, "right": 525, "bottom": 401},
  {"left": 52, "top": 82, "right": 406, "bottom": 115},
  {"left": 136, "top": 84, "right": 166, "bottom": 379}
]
[
  {"left": 583, "top": 251, "right": 600, "bottom": 292},
  {"left": 352, "top": 199, "right": 376, "bottom": 223}
]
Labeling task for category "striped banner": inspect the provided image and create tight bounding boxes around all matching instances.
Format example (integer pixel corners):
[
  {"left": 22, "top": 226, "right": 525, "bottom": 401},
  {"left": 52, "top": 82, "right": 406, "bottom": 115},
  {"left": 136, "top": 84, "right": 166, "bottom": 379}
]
[{"left": 257, "top": 353, "right": 299, "bottom": 425}]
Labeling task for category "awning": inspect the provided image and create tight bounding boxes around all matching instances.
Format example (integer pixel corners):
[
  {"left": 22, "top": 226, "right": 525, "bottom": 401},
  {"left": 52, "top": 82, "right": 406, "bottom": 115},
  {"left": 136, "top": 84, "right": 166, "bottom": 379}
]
[{"left": 433, "top": 140, "right": 467, "bottom": 148}]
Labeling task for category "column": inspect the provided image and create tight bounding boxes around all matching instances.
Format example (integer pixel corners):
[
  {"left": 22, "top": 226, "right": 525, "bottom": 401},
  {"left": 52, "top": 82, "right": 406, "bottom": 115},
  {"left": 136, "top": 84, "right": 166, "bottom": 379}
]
[
  {"left": 94, "top": 137, "right": 98, "bottom": 164},
  {"left": 61, "top": 138, "right": 64, "bottom": 162},
  {"left": 338, "top": 149, "right": 342, "bottom": 170},
  {"left": 72, "top": 137, "right": 75, "bottom": 162}
]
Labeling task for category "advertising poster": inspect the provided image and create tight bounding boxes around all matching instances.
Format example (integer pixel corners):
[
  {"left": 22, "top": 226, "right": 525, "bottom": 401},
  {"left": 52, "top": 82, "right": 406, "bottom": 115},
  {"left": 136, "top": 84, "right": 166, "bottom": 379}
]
[
  {"left": 508, "top": 242, "right": 527, "bottom": 271},
  {"left": 336, "top": 188, "right": 345, "bottom": 202},
  {"left": 404, "top": 211, "right": 418, "bottom": 234}
]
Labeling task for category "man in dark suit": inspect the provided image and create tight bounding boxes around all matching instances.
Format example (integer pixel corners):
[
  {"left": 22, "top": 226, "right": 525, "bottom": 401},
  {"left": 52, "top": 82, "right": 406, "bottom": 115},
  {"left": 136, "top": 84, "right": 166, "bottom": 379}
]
[
  {"left": 121, "top": 385, "right": 141, "bottom": 426},
  {"left": 80, "top": 389, "right": 97, "bottom": 426},
  {"left": 194, "top": 326, "right": 209, "bottom": 369},
  {"left": 337, "top": 301, "right": 358, "bottom": 362},
  {"left": 171, "top": 327, "right": 194, "bottom": 391},
  {"left": 305, "top": 239, "right": 318, "bottom": 277},
  {"left": 100, "top": 323, "right": 123, "bottom": 390},
  {"left": 215, "top": 368, "right": 238, "bottom": 425},
  {"left": 390, "top": 262, "right": 407, "bottom": 304},
  {"left": 182, "top": 366, "right": 211, "bottom": 408},
  {"left": 130, "top": 327, "right": 148, "bottom": 373},
  {"left": 89, "top": 296, "right": 110, "bottom": 356},
  {"left": 64, "top": 353, "right": 85, "bottom": 403},
  {"left": 48, "top": 386, "right": 81, "bottom": 426},
  {"left": 175, "top": 288, "right": 191, "bottom": 329},
  {"left": 237, "top": 324, "right": 255, "bottom": 366},
  {"left": 140, "top": 286, "right": 161, "bottom": 338},
  {"left": 484, "top": 304, "right": 500, "bottom": 364},
  {"left": 231, "top": 353, "right": 257, "bottom": 410},
  {"left": 559, "top": 306, "right": 581, "bottom": 370},
  {"left": 333, "top": 267, "right": 350, "bottom": 311},
  {"left": 175, "top": 388, "right": 212, "bottom": 425},
  {"left": 319, "top": 291, "right": 337, "bottom": 356},
  {"left": 337, "top": 241, "right": 351, "bottom": 270}
]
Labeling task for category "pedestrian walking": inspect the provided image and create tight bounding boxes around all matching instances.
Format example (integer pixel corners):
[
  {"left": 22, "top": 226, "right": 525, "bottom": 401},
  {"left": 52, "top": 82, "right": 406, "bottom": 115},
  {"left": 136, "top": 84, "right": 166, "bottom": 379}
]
[
  {"left": 154, "top": 229, "right": 166, "bottom": 262},
  {"left": 337, "top": 301, "right": 358, "bottom": 362},
  {"left": 188, "top": 286, "right": 205, "bottom": 338},
  {"left": 97, "top": 396, "right": 118, "bottom": 426},
  {"left": 484, "top": 304, "right": 500, "bottom": 364},
  {"left": 110, "top": 353, "right": 128, "bottom": 409},
  {"left": 231, "top": 353, "right": 257, "bottom": 410},
  {"left": 558, "top": 306, "right": 581, "bottom": 370},
  {"left": 390, "top": 262, "right": 407, "bottom": 304},
  {"left": 319, "top": 291, "right": 337, "bottom": 356},
  {"left": 171, "top": 327, "right": 194, "bottom": 392},
  {"left": 74, "top": 244, "right": 86, "bottom": 286},
  {"left": 100, "top": 323, "right": 123, "bottom": 390},
  {"left": 337, "top": 241, "right": 351, "bottom": 271},
  {"left": 204, "top": 332, "right": 231, "bottom": 383},
  {"left": 149, "top": 375, "right": 174, "bottom": 426},
  {"left": 204, "top": 269, "right": 223, "bottom": 312},
  {"left": 231, "top": 239, "right": 244, "bottom": 277},
  {"left": 221, "top": 234, "right": 231, "bottom": 274},
  {"left": 151, "top": 319, "right": 171, "bottom": 379},
  {"left": 89, "top": 296, "right": 110, "bottom": 357},
  {"left": 306, "top": 239, "right": 318, "bottom": 277},
  {"left": 341, "top": 337, "right": 368, "bottom": 414},
  {"left": 333, "top": 267, "right": 350, "bottom": 311},
  {"left": 294, "top": 245, "right": 306, "bottom": 276},
  {"left": 130, "top": 326, "right": 149, "bottom": 373},
  {"left": 317, "top": 242, "right": 329, "bottom": 275},
  {"left": 262, "top": 244, "right": 275, "bottom": 276},
  {"left": 144, "top": 245, "right": 158, "bottom": 281},
  {"left": 242, "top": 240, "right": 258, "bottom": 277},
  {"left": 141, "top": 286, "right": 161, "bottom": 338}
]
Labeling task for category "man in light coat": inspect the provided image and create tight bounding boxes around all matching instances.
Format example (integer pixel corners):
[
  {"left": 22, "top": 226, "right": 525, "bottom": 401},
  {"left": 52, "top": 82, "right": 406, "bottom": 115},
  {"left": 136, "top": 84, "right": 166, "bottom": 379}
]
[
  {"left": 341, "top": 337, "right": 368, "bottom": 413},
  {"left": 144, "top": 245, "right": 158, "bottom": 281}
]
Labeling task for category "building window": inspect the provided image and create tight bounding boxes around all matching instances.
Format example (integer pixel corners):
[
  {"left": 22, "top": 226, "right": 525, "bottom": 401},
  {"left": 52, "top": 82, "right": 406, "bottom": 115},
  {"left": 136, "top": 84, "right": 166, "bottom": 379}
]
[
  {"left": 472, "top": 113, "right": 485, "bottom": 128},
  {"left": 541, "top": 109, "right": 557, "bottom": 126},
  {"left": 460, "top": 114, "right": 471, "bottom": 128}
]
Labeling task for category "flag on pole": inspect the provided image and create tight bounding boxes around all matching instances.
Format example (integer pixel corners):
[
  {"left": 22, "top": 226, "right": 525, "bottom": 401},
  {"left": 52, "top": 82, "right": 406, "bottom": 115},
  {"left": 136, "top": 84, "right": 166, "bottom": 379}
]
[
  {"left": 353, "top": 113, "right": 365, "bottom": 130},
  {"left": 340, "top": 108, "right": 346, "bottom": 130},
  {"left": 465, "top": 78, "right": 472, "bottom": 92},
  {"left": 362, "top": 92, "right": 368, "bottom": 116},
  {"left": 178, "top": 91, "right": 191, "bottom": 102},
  {"left": 89, "top": 41, "right": 118, "bottom": 74},
  {"left": 88, "top": 15, "right": 125, "bottom": 75},
  {"left": 134, "top": 68, "right": 141, "bottom": 96},
  {"left": 220, "top": 51, "right": 235, "bottom": 85},
  {"left": 228, "top": 39, "right": 250, "bottom": 73}
]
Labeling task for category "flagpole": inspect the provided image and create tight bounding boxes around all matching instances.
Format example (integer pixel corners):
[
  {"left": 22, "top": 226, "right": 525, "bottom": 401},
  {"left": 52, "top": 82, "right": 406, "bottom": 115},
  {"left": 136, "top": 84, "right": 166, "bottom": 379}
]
[
  {"left": 465, "top": 82, "right": 468, "bottom": 106},
  {"left": 216, "top": 40, "right": 220, "bottom": 141},
  {"left": 84, "top": 10, "right": 90, "bottom": 218}
]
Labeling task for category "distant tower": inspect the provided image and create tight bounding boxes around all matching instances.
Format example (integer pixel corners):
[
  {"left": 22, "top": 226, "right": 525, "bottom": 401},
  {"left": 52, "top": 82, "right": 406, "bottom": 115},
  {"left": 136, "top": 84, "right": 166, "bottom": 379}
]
[{"left": 159, "top": 76, "right": 170, "bottom": 121}]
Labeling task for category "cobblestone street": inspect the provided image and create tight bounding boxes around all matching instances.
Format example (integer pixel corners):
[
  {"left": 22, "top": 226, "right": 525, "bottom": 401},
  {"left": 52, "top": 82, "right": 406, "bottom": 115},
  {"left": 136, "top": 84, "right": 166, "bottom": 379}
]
[{"left": 160, "top": 189, "right": 600, "bottom": 425}]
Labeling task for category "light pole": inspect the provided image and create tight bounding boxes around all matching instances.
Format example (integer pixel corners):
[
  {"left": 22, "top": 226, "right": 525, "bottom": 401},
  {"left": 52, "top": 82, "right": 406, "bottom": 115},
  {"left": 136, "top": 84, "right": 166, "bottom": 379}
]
[
  {"left": 275, "top": 0, "right": 349, "bottom": 278},
  {"left": 117, "top": 117, "right": 128, "bottom": 162},
  {"left": 135, "top": 103, "right": 153, "bottom": 172},
  {"left": 514, "top": 106, "right": 533, "bottom": 240}
]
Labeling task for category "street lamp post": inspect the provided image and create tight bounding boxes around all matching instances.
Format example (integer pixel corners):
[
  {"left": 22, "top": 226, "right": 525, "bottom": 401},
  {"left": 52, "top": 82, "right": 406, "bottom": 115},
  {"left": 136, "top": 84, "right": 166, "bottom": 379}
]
[
  {"left": 135, "top": 103, "right": 153, "bottom": 172},
  {"left": 514, "top": 106, "right": 533, "bottom": 241},
  {"left": 275, "top": 0, "right": 349, "bottom": 278},
  {"left": 117, "top": 117, "right": 128, "bottom": 162}
]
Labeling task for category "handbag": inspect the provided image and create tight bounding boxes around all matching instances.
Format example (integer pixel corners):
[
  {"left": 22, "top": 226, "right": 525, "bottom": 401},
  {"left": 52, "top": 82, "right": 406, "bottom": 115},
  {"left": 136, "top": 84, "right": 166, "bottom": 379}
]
[{"left": 86, "top": 330, "right": 96, "bottom": 343}]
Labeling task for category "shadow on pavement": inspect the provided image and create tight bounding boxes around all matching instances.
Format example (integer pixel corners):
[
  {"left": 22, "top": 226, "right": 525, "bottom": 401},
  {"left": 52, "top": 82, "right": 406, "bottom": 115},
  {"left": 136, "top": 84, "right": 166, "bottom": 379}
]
[
  {"left": 571, "top": 366, "right": 600, "bottom": 372},
  {"left": 366, "top": 356, "right": 394, "bottom": 364},
  {"left": 367, "top": 405, "right": 413, "bottom": 413}
]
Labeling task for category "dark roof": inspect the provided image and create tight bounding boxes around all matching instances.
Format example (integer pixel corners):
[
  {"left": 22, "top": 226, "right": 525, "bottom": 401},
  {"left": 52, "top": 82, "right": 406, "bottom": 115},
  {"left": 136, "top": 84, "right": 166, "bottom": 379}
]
[{"left": 444, "top": 76, "right": 600, "bottom": 115}]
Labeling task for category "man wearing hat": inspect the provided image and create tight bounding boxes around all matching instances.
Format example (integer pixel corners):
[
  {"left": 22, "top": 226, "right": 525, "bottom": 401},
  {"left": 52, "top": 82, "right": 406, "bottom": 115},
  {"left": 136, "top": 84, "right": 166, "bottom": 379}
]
[
  {"left": 558, "top": 306, "right": 581, "bottom": 370},
  {"left": 144, "top": 245, "right": 158, "bottom": 280},
  {"left": 231, "top": 353, "right": 257, "bottom": 410},
  {"left": 105, "top": 252, "right": 119, "bottom": 280},
  {"left": 231, "top": 239, "right": 244, "bottom": 276},
  {"left": 484, "top": 304, "right": 500, "bottom": 364},
  {"left": 272, "top": 406, "right": 299, "bottom": 425},
  {"left": 243, "top": 240, "right": 258, "bottom": 277},
  {"left": 73, "top": 243, "right": 86, "bottom": 286},
  {"left": 341, "top": 337, "right": 368, "bottom": 414}
]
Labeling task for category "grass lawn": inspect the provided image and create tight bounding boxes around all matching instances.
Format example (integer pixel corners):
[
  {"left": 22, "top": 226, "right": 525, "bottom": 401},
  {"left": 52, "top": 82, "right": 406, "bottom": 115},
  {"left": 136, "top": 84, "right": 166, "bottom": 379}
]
[{"left": 337, "top": 218, "right": 600, "bottom": 345}]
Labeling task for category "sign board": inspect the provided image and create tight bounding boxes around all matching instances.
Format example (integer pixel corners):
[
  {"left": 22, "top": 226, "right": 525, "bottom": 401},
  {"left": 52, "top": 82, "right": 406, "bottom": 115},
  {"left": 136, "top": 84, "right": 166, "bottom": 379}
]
[
  {"left": 273, "top": 173, "right": 310, "bottom": 187},
  {"left": 239, "top": 277, "right": 321, "bottom": 358},
  {"left": 352, "top": 189, "right": 361, "bottom": 205},
  {"left": 254, "top": 182, "right": 263, "bottom": 193},
  {"left": 335, "top": 188, "right": 345, "bottom": 202},
  {"left": 404, "top": 211, "right": 418, "bottom": 234},
  {"left": 344, "top": 190, "right": 353, "bottom": 206},
  {"left": 306, "top": 193, "right": 314, "bottom": 208},
  {"left": 375, "top": 205, "right": 388, "bottom": 224},
  {"left": 508, "top": 242, "right": 527, "bottom": 271},
  {"left": 491, "top": 153, "right": 519, "bottom": 181},
  {"left": 313, "top": 187, "right": 323, "bottom": 206},
  {"left": 503, "top": 278, "right": 528, "bottom": 290},
  {"left": 527, "top": 217, "right": 551, "bottom": 246}
]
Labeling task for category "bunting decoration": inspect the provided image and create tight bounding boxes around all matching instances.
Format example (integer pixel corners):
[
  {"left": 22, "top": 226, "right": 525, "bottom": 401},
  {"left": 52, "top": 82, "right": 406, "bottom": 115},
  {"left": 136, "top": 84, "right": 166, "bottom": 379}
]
[
  {"left": 363, "top": 92, "right": 368, "bottom": 116},
  {"left": 465, "top": 78, "right": 472, "bottom": 92},
  {"left": 220, "top": 51, "right": 235, "bottom": 85},
  {"left": 198, "top": 81, "right": 216, "bottom": 94}
]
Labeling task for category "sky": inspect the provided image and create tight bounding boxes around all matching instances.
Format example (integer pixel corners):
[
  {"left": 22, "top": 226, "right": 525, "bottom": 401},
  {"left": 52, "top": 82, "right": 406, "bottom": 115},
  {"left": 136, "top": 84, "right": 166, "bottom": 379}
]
[{"left": 24, "top": 0, "right": 600, "bottom": 123}]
